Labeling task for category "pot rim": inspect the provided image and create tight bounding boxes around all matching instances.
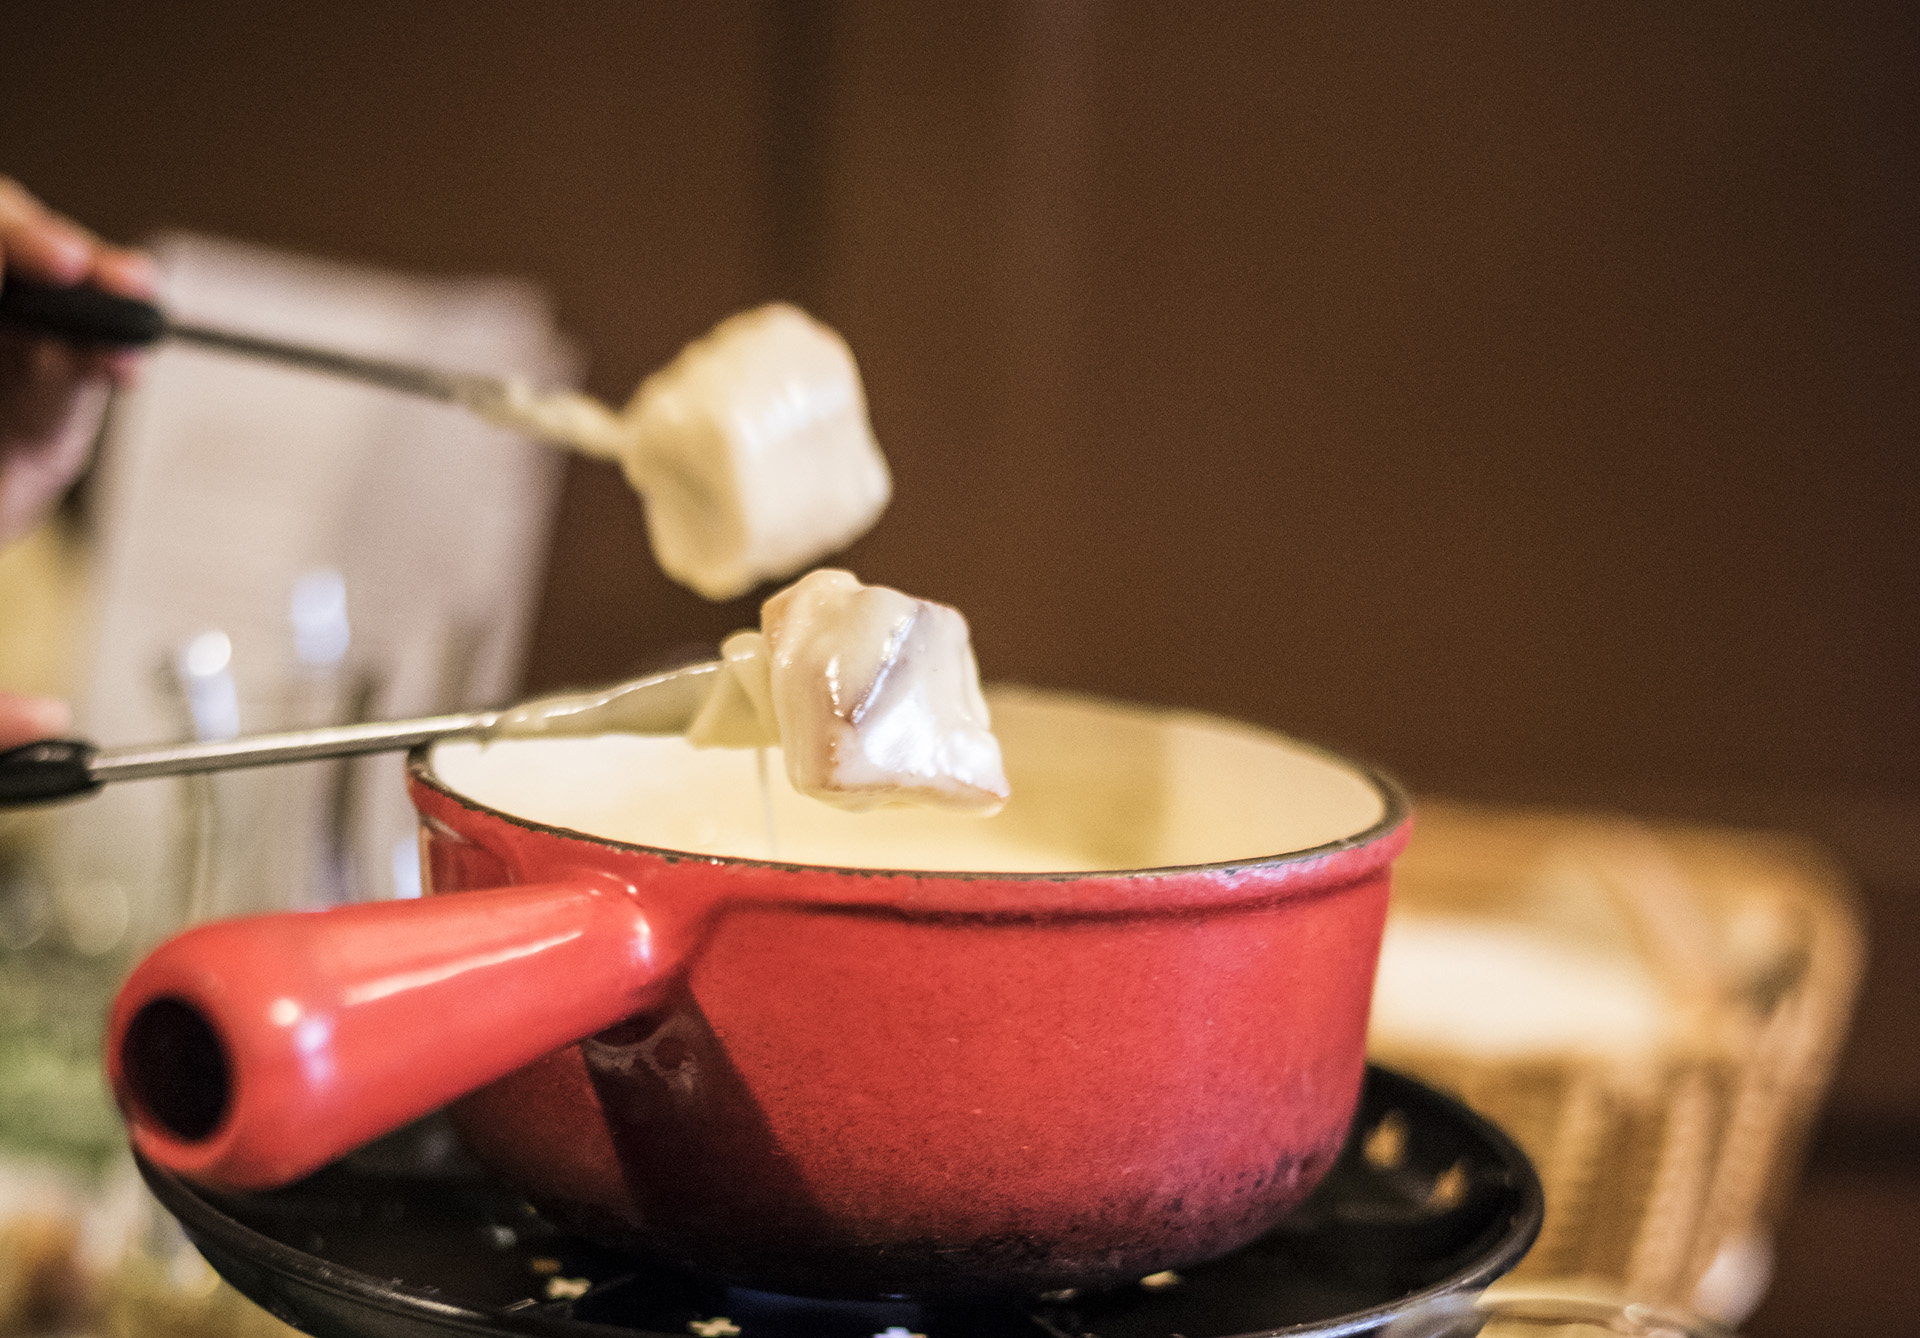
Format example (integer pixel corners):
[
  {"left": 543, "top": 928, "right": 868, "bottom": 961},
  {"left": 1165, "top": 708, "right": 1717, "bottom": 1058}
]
[{"left": 407, "top": 686, "right": 1410, "bottom": 886}]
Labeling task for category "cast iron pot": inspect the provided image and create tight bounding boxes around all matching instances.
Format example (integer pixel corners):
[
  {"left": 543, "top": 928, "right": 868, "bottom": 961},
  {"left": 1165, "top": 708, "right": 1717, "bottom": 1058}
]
[{"left": 108, "top": 688, "right": 1409, "bottom": 1297}]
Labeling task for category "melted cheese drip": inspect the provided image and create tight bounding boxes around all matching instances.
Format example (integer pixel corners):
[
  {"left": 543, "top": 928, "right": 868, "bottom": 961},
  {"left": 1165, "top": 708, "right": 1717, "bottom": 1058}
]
[{"left": 461, "top": 380, "right": 629, "bottom": 457}]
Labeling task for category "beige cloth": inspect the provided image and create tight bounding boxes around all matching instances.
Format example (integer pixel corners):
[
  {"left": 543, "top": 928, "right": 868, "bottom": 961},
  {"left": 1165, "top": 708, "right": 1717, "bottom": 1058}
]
[{"left": 48, "top": 233, "right": 570, "bottom": 937}]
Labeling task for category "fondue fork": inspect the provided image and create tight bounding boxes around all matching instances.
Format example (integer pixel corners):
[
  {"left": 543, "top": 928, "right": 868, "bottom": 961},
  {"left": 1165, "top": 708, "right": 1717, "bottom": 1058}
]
[
  {"left": 0, "top": 662, "right": 720, "bottom": 808},
  {"left": 0, "top": 276, "right": 595, "bottom": 442}
]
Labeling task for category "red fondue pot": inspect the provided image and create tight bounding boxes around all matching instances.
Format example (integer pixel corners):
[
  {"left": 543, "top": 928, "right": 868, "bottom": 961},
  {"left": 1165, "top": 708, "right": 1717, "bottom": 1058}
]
[{"left": 108, "top": 689, "right": 1409, "bottom": 1297}]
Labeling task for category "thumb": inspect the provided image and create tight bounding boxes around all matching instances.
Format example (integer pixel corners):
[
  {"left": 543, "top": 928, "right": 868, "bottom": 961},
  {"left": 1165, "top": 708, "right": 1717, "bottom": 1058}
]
[{"left": 0, "top": 693, "right": 72, "bottom": 749}]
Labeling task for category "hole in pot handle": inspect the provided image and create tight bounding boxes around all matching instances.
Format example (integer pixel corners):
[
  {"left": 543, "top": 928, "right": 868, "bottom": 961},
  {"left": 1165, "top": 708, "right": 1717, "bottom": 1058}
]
[
  {"left": 108, "top": 874, "right": 674, "bottom": 1190},
  {"left": 121, "top": 997, "right": 233, "bottom": 1142}
]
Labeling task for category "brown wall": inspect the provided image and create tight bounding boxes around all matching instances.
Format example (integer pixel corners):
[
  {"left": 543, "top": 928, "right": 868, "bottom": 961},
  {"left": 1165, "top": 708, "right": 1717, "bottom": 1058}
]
[{"left": 2, "top": 3, "right": 1914, "bottom": 1330}]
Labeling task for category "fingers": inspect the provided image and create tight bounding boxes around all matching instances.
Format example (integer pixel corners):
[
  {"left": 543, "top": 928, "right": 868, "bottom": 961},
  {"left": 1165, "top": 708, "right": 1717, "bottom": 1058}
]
[
  {"left": 0, "top": 177, "right": 91, "bottom": 284},
  {"left": 0, "top": 332, "right": 114, "bottom": 545},
  {"left": 0, "top": 335, "right": 96, "bottom": 438},
  {"left": 0, "top": 179, "right": 153, "bottom": 543},
  {"left": 93, "top": 245, "right": 157, "bottom": 298},
  {"left": 0, "top": 176, "right": 155, "bottom": 297},
  {"left": 0, "top": 692, "right": 72, "bottom": 749}
]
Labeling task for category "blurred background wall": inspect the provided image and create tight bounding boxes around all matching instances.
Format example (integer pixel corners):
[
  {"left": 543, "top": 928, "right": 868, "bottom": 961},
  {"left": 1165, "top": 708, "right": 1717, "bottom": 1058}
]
[{"left": 0, "top": 2, "right": 1912, "bottom": 1331}]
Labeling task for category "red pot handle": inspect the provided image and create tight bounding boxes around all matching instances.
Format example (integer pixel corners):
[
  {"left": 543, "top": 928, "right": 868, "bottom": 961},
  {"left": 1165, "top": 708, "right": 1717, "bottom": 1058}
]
[{"left": 106, "top": 874, "right": 673, "bottom": 1190}]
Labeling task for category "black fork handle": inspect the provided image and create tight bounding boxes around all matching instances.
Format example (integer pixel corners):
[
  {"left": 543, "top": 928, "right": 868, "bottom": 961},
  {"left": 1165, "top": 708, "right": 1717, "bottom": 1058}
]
[
  {"left": 0, "top": 276, "right": 167, "bottom": 346},
  {"left": 0, "top": 739, "right": 102, "bottom": 806}
]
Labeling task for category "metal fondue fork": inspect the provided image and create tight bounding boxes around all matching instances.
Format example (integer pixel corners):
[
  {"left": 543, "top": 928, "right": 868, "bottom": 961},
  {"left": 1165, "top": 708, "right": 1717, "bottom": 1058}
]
[
  {"left": 0, "top": 662, "right": 720, "bottom": 808},
  {"left": 0, "top": 275, "right": 551, "bottom": 425}
]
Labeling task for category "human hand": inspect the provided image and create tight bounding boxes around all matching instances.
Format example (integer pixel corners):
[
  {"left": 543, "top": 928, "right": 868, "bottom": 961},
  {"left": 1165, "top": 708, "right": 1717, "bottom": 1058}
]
[
  {"left": 0, "top": 694, "right": 70, "bottom": 750},
  {"left": 1, "top": 178, "right": 152, "bottom": 747},
  {"left": 0, "top": 176, "right": 154, "bottom": 544}
]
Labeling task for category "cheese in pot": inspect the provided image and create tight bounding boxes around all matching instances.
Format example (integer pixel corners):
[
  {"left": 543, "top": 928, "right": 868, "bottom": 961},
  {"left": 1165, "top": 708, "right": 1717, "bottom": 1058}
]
[
  {"left": 458, "top": 733, "right": 1074, "bottom": 869},
  {"left": 436, "top": 688, "right": 1389, "bottom": 872}
]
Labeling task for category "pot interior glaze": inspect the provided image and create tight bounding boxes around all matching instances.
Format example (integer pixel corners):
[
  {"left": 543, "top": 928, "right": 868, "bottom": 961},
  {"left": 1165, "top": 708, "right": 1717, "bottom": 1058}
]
[{"left": 412, "top": 687, "right": 1408, "bottom": 1298}]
